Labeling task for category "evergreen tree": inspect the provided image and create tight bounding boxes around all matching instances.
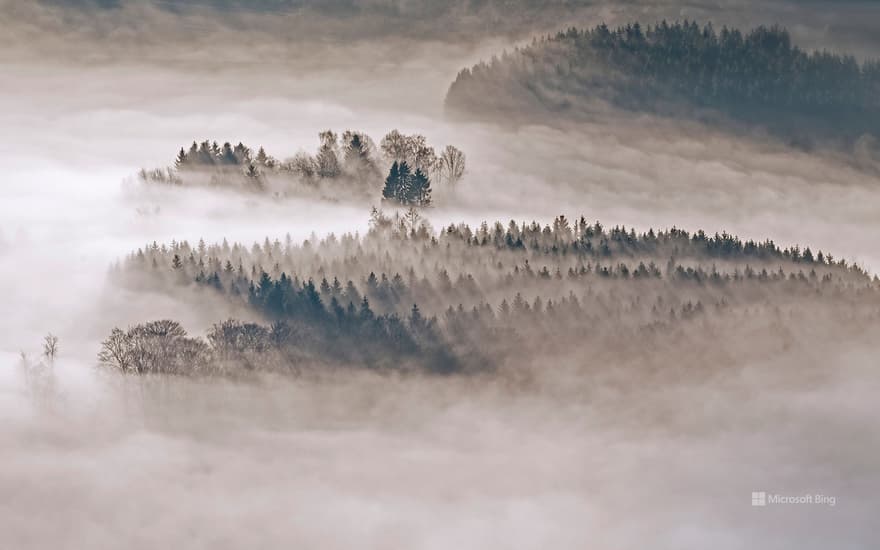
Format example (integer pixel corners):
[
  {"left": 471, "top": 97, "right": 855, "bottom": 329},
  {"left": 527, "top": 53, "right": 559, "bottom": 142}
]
[
  {"left": 245, "top": 163, "right": 261, "bottom": 181},
  {"left": 174, "top": 148, "right": 188, "bottom": 169},
  {"left": 255, "top": 147, "right": 273, "bottom": 168},
  {"left": 409, "top": 168, "right": 432, "bottom": 207},
  {"left": 382, "top": 161, "right": 401, "bottom": 201},
  {"left": 316, "top": 130, "right": 341, "bottom": 179}
]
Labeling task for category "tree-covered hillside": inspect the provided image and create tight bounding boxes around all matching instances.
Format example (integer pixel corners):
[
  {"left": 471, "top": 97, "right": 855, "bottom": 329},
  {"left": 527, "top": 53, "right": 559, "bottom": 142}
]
[
  {"left": 446, "top": 21, "right": 880, "bottom": 146},
  {"left": 102, "top": 211, "right": 880, "bottom": 377}
]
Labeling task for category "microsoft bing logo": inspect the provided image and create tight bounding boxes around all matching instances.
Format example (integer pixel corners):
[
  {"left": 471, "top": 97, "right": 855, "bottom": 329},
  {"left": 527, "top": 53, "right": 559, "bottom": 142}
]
[{"left": 750, "top": 490, "right": 835, "bottom": 507}]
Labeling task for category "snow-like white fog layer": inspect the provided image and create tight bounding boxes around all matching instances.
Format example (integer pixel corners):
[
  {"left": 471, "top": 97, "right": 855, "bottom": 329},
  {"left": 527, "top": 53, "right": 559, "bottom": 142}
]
[{"left": 4, "top": 350, "right": 878, "bottom": 550}]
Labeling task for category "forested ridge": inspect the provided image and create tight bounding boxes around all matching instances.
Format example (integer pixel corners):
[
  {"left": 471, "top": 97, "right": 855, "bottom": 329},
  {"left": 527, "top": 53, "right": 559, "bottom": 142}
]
[
  {"left": 101, "top": 211, "right": 880, "bottom": 377},
  {"left": 138, "top": 130, "right": 466, "bottom": 207},
  {"left": 446, "top": 21, "right": 880, "bottom": 145}
]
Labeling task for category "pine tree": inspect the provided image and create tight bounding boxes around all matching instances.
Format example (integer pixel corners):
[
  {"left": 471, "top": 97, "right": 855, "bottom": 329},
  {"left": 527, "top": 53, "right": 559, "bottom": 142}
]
[
  {"left": 256, "top": 147, "right": 269, "bottom": 166},
  {"left": 174, "top": 148, "right": 188, "bottom": 170},
  {"left": 382, "top": 161, "right": 401, "bottom": 201},
  {"left": 245, "top": 163, "right": 261, "bottom": 180},
  {"left": 409, "top": 303, "right": 424, "bottom": 330},
  {"left": 221, "top": 142, "right": 237, "bottom": 165},
  {"left": 343, "top": 132, "right": 378, "bottom": 182},
  {"left": 233, "top": 143, "right": 251, "bottom": 165},
  {"left": 359, "top": 296, "right": 374, "bottom": 321},
  {"left": 409, "top": 168, "right": 432, "bottom": 206},
  {"left": 316, "top": 131, "right": 340, "bottom": 179},
  {"left": 396, "top": 162, "right": 412, "bottom": 203}
]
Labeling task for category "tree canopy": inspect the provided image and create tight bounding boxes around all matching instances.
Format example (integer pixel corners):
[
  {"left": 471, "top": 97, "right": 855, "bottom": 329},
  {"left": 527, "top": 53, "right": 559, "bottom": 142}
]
[
  {"left": 138, "top": 130, "right": 464, "bottom": 206},
  {"left": 446, "top": 21, "right": 880, "bottom": 146},
  {"left": 104, "top": 211, "right": 879, "bottom": 377}
]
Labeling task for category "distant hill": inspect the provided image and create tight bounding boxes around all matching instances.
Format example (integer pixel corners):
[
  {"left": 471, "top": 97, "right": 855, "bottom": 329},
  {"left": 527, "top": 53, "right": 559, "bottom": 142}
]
[{"left": 446, "top": 22, "right": 880, "bottom": 147}]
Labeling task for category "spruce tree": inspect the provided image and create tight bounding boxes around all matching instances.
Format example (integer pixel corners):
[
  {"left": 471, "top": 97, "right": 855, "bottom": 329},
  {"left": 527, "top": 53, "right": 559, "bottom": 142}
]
[
  {"left": 382, "top": 161, "right": 400, "bottom": 201},
  {"left": 395, "top": 161, "right": 412, "bottom": 204},
  {"left": 409, "top": 168, "right": 432, "bottom": 206},
  {"left": 174, "top": 148, "right": 188, "bottom": 170}
]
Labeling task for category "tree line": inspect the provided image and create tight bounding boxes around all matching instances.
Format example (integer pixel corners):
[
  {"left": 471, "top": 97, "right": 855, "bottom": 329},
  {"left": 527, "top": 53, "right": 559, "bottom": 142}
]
[
  {"left": 139, "top": 130, "right": 466, "bottom": 207},
  {"left": 100, "top": 267, "right": 880, "bottom": 377},
  {"left": 118, "top": 210, "right": 870, "bottom": 318},
  {"left": 101, "top": 211, "right": 880, "bottom": 376}
]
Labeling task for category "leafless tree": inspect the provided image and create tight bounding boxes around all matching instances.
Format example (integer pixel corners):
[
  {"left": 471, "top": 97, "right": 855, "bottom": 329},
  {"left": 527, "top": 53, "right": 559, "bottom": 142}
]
[
  {"left": 380, "top": 129, "right": 409, "bottom": 163},
  {"left": 98, "top": 321, "right": 211, "bottom": 376},
  {"left": 405, "top": 134, "right": 437, "bottom": 172},
  {"left": 43, "top": 333, "right": 59, "bottom": 362},
  {"left": 98, "top": 328, "right": 132, "bottom": 373},
  {"left": 404, "top": 207, "right": 422, "bottom": 235},
  {"left": 438, "top": 145, "right": 466, "bottom": 186}
]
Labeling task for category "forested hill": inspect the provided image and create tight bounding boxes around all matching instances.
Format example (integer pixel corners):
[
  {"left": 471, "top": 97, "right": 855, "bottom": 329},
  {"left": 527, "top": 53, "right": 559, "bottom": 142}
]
[
  {"left": 101, "top": 212, "right": 879, "bottom": 377},
  {"left": 446, "top": 21, "right": 880, "bottom": 146}
]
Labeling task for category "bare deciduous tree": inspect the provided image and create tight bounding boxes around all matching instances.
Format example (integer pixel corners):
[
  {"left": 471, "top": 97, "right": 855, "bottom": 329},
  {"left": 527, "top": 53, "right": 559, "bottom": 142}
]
[
  {"left": 438, "top": 145, "right": 466, "bottom": 186},
  {"left": 98, "top": 328, "right": 132, "bottom": 372},
  {"left": 380, "top": 129, "right": 408, "bottom": 163},
  {"left": 43, "top": 333, "right": 59, "bottom": 361},
  {"left": 405, "top": 134, "right": 436, "bottom": 173},
  {"left": 404, "top": 207, "right": 422, "bottom": 235}
]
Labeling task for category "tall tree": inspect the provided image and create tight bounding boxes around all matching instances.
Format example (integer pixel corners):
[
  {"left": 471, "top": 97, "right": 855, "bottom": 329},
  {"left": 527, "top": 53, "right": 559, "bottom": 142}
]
[
  {"left": 382, "top": 161, "right": 401, "bottom": 201},
  {"left": 42, "top": 333, "right": 59, "bottom": 362},
  {"left": 343, "top": 132, "right": 380, "bottom": 184},
  {"left": 438, "top": 145, "right": 466, "bottom": 186},
  {"left": 380, "top": 130, "right": 408, "bottom": 163},
  {"left": 174, "top": 148, "right": 188, "bottom": 169},
  {"left": 409, "top": 167, "right": 432, "bottom": 206},
  {"left": 316, "top": 130, "right": 341, "bottom": 179}
]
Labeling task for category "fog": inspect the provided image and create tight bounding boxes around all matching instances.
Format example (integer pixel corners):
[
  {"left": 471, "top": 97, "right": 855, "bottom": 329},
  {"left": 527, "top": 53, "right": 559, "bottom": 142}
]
[{"left": 2, "top": 1, "right": 879, "bottom": 548}]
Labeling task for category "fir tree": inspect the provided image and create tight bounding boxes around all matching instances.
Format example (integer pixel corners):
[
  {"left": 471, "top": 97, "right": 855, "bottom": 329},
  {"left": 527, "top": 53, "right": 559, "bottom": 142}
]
[{"left": 382, "top": 161, "right": 401, "bottom": 201}]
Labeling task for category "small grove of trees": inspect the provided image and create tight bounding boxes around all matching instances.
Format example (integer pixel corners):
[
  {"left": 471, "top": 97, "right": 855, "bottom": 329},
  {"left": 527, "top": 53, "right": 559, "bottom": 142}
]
[
  {"left": 382, "top": 161, "right": 432, "bottom": 206},
  {"left": 379, "top": 130, "right": 466, "bottom": 186},
  {"left": 99, "top": 297, "right": 456, "bottom": 376},
  {"left": 140, "top": 131, "right": 466, "bottom": 202},
  {"left": 98, "top": 320, "right": 210, "bottom": 375}
]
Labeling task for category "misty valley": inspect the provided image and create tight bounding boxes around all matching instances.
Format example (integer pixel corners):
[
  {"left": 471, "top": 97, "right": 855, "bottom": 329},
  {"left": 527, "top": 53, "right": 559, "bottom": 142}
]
[{"left": 3, "top": 2, "right": 879, "bottom": 549}]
